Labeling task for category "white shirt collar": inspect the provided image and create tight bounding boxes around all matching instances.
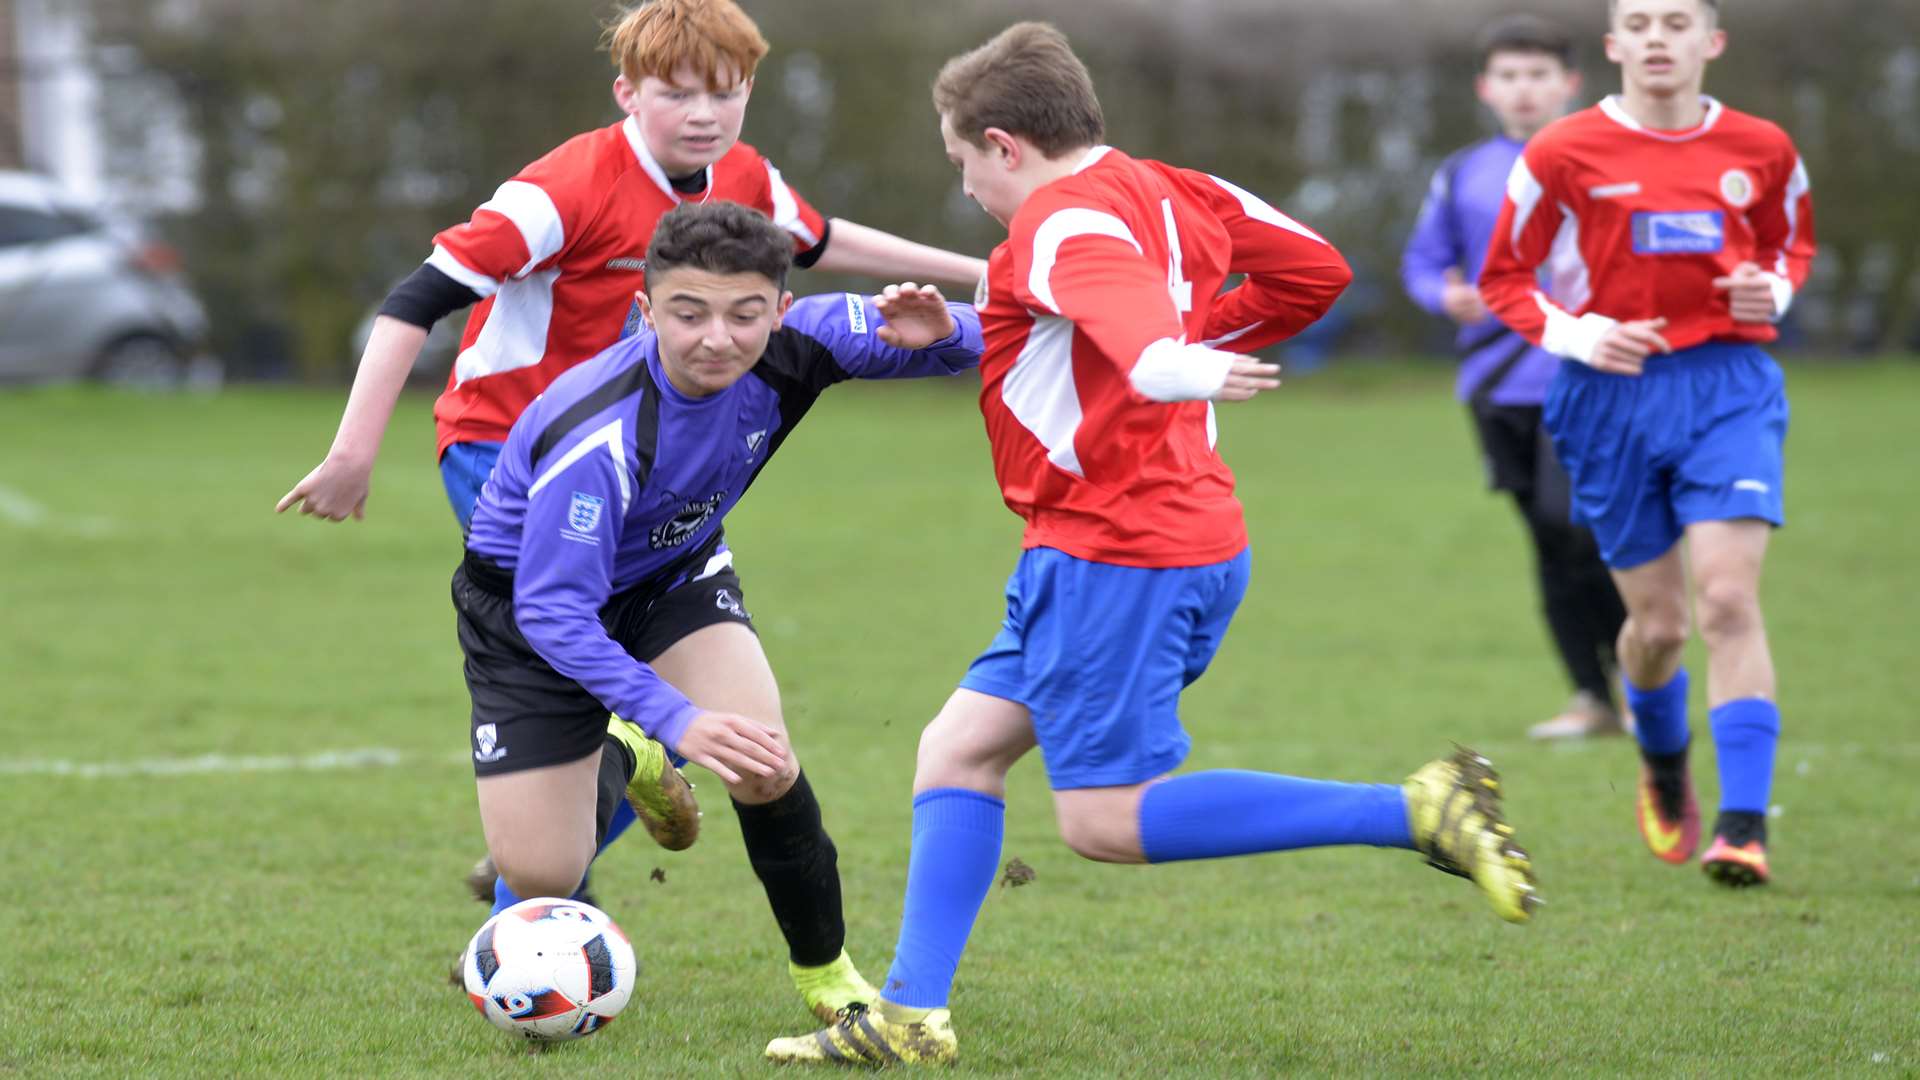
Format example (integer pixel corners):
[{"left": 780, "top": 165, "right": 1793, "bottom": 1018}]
[
  {"left": 1598, "top": 95, "right": 1724, "bottom": 141},
  {"left": 622, "top": 116, "right": 715, "bottom": 202}
]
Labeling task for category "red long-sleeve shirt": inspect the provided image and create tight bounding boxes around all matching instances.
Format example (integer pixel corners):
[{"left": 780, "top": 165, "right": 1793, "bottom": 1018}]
[
  {"left": 976, "top": 146, "right": 1351, "bottom": 567},
  {"left": 1480, "top": 97, "right": 1814, "bottom": 364}
]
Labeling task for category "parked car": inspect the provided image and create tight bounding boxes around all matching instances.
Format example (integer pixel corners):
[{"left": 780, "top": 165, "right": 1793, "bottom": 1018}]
[{"left": 0, "top": 170, "right": 214, "bottom": 388}]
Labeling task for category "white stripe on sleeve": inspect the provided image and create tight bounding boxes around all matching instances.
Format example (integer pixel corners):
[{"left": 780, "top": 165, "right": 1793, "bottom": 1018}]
[
  {"left": 475, "top": 180, "right": 566, "bottom": 277},
  {"left": 1027, "top": 208, "right": 1141, "bottom": 315}
]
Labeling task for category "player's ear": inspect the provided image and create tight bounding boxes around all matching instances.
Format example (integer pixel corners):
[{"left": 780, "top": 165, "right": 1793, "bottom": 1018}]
[
  {"left": 771, "top": 290, "right": 795, "bottom": 328},
  {"left": 613, "top": 75, "right": 640, "bottom": 116},
  {"left": 1703, "top": 28, "right": 1727, "bottom": 60},
  {"left": 635, "top": 289, "right": 655, "bottom": 329},
  {"left": 983, "top": 128, "right": 1021, "bottom": 170},
  {"left": 1474, "top": 73, "right": 1494, "bottom": 108},
  {"left": 1602, "top": 32, "right": 1624, "bottom": 64}
]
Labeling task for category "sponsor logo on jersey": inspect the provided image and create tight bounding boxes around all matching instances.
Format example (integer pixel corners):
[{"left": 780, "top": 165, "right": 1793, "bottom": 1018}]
[
  {"left": 1632, "top": 211, "right": 1726, "bottom": 255},
  {"left": 1719, "top": 169, "right": 1756, "bottom": 208},
  {"left": 844, "top": 293, "right": 869, "bottom": 334},
  {"left": 474, "top": 723, "right": 507, "bottom": 764},
  {"left": 1589, "top": 181, "right": 1642, "bottom": 199},
  {"left": 568, "top": 491, "right": 605, "bottom": 534},
  {"left": 973, "top": 274, "right": 990, "bottom": 309},
  {"left": 605, "top": 256, "right": 647, "bottom": 272},
  {"left": 649, "top": 491, "right": 728, "bottom": 549},
  {"left": 746, "top": 428, "right": 766, "bottom": 454},
  {"left": 1733, "top": 479, "right": 1771, "bottom": 494}
]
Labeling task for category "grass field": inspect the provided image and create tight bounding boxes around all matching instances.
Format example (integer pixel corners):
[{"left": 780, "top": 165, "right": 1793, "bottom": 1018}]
[{"left": 2, "top": 360, "right": 1917, "bottom": 1077}]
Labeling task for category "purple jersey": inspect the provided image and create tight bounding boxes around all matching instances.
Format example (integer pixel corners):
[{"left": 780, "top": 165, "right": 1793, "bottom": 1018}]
[
  {"left": 465, "top": 292, "right": 982, "bottom": 748},
  {"left": 1400, "top": 135, "right": 1558, "bottom": 406}
]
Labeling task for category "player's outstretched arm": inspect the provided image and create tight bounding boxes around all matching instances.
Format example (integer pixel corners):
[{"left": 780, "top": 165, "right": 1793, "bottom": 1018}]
[
  {"left": 275, "top": 315, "right": 427, "bottom": 522},
  {"left": 812, "top": 219, "right": 987, "bottom": 293}
]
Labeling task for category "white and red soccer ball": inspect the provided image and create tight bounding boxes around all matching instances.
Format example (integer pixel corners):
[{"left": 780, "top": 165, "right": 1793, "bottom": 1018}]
[{"left": 460, "top": 897, "right": 637, "bottom": 1041}]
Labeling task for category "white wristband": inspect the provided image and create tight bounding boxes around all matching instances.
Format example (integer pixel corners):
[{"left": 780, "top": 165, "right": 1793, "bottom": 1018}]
[
  {"left": 1130, "top": 338, "right": 1236, "bottom": 402},
  {"left": 1542, "top": 311, "right": 1620, "bottom": 366}
]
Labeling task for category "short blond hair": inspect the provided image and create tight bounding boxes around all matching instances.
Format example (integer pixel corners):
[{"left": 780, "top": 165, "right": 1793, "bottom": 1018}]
[
  {"left": 603, "top": 0, "right": 769, "bottom": 90},
  {"left": 933, "top": 22, "right": 1104, "bottom": 157}
]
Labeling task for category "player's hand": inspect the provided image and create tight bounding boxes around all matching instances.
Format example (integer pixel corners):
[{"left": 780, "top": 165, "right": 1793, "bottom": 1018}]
[
  {"left": 873, "top": 282, "right": 955, "bottom": 349},
  {"left": 1441, "top": 267, "right": 1490, "bottom": 325},
  {"left": 1589, "top": 318, "right": 1671, "bottom": 376},
  {"left": 675, "top": 710, "right": 789, "bottom": 786},
  {"left": 276, "top": 455, "right": 372, "bottom": 521},
  {"left": 1212, "top": 358, "right": 1282, "bottom": 402},
  {"left": 1713, "top": 261, "right": 1777, "bottom": 324}
]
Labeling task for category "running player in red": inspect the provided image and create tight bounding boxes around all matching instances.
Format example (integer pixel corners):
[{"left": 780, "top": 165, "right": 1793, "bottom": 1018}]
[
  {"left": 765, "top": 22, "right": 1540, "bottom": 1067},
  {"left": 275, "top": 0, "right": 986, "bottom": 1019},
  {"left": 1479, "top": 0, "right": 1814, "bottom": 887}
]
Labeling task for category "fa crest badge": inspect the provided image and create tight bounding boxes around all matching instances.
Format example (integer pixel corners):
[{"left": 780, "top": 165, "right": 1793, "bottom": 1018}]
[{"left": 568, "top": 491, "right": 606, "bottom": 534}]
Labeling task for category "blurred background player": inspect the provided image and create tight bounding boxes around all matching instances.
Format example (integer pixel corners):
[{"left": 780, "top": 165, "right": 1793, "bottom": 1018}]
[
  {"left": 1480, "top": 0, "right": 1814, "bottom": 886},
  {"left": 1402, "top": 15, "right": 1628, "bottom": 741},
  {"left": 766, "top": 23, "right": 1539, "bottom": 1068},
  {"left": 454, "top": 202, "right": 982, "bottom": 1022},
  {"left": 273, "top": 0, "right": 987, "bottom": 1009}
]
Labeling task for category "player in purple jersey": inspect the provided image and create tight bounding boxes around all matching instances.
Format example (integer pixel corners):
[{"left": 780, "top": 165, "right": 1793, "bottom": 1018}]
[
  {"left": 455, "top": 202, "right": 982, "bottom": 1022},
  {"left": 1401, "top": 15, "right": 1629, "bottom": 741}
]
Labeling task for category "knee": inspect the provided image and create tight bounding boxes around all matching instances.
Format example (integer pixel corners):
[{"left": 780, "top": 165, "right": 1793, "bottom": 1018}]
[
  {"left": 728, "top": 755, "right": 800, "bottom": 806},
  {"left": 914, "top": 722, "right": 1011, "bottom": 792},
  {"left": 1055, "top": 808, "right": 1145, "bottom": 865},
  {"left": 1625, "top": 608, "right": 1689, "bottom": 654},
  {"left": 1696, "top": 579, "right": 1762, "bottom": 646},
  {"left": 494, "top": 842, "right": 592, "bottom": 901}
]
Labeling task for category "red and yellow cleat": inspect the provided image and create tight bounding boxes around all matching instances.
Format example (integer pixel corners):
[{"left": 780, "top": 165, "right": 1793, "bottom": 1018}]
[
  {"left": 1635, "top": 753, "right": 1700, "bottom": 864},
  {"left": 1701, "top": 812, "right": 1770, "bottom": 887}
]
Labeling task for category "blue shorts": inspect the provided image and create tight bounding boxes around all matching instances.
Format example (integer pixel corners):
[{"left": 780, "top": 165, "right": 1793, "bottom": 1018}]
[
  {"left": 959, "top": 546, "right": 1251, "bottom": 790},
  {"left": 1543, "top": 342, "right": 1787, "bottom": 570},
  {"left": 440, "top": 441, "right": 504, "bottom": 532}
]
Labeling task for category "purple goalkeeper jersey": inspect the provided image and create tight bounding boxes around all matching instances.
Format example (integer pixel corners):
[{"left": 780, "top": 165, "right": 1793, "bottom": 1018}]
[
  {"left": 1400, "top": 135, "right": 1558, "bottom": 406},
  {"left": 465, "top": 291, "right": 982, "bottom": 749}
]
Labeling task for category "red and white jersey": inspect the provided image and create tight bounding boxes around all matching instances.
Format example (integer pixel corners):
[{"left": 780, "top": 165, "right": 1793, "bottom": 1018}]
[
  {"left": 428, "top": 118, "right": 826, "bottom": 455},
  {"left": 976, "top": 146, "right": 1351, "bottom": 568},
  {"left": 1480, "top": 96, "right": 1815, "bottom": 362}
]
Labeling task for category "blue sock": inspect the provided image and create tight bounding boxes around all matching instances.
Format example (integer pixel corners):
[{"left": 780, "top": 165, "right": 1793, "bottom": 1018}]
[
  {"left": 1139, "top": 771, "right": 1412, "bottom": 862},
  {"left": 881, "top": 789, "right": 1005, "bottom": 1009},
  {"left": 1710, "top": 698, "right": 1780, "bottom": 814},
  {"left": 485, "top": 806, "right": 636, "bottom": 916},
  {"left": 1627, "top": 668, "right": 1691, "bottom": 756}
]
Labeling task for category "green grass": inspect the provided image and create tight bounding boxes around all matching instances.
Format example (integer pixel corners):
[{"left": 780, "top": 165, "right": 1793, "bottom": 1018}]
[{"left": 2, "top": 360, "right": 1917, "bottom": 1077}]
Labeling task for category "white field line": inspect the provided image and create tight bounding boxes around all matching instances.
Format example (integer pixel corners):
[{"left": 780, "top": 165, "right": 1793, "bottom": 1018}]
[
  {"left": 0, "top": 482, "right": 116, "bottom": 536},
  {"left": 0, "top": 747, "right": 470, "bottom": 780}
]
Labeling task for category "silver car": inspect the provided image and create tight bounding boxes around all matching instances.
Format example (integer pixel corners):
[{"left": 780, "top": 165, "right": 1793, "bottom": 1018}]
[{"left": 0, "top": 170, "right": 213, "bottom": 388}]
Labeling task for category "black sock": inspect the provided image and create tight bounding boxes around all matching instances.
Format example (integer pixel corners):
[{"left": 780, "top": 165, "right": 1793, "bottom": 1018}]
[
  {"left": 595, "top": 735, "right": 636, "bottom": 850},
  {"left": 733, "top": 770, "right": 845, "bottom": 967},
  {"left": 1521, "top": 498, "right": 1623, "bottom": 705}
]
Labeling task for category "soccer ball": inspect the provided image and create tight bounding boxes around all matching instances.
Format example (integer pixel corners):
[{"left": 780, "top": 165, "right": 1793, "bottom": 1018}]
[{"left": 460, "top": 897, "right": 638, "bottom": 1041}]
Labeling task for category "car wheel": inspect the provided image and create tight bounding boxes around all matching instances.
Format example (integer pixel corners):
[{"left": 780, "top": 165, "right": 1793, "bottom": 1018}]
[{"left": 93, "top": 334, "right": 187, "bottom": 389}]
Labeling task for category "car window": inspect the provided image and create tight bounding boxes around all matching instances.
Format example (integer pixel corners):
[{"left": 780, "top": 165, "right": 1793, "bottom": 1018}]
[{"left": 0, "top": 205, "right": 94, "bottom": 248}]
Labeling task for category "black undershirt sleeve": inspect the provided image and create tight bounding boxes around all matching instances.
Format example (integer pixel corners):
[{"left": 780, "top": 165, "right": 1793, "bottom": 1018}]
[
  {"left": 376, "top": 263, "right": 484, "bottom": 330},
  {"left": 794, "top": 218, "right": 833, "bottom": 270}
]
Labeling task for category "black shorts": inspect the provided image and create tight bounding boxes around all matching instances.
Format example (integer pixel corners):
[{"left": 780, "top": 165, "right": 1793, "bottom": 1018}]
[
  {"left": 1468, "top": 402, "right": 1573, "bottom": 521},
  {"left": 454, "top": 534, "right": 755, "bottom": 777}
]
